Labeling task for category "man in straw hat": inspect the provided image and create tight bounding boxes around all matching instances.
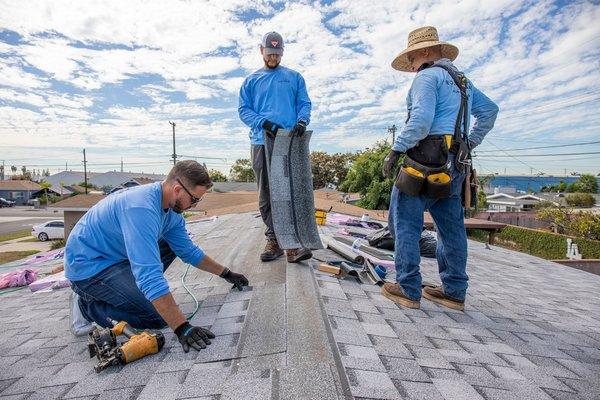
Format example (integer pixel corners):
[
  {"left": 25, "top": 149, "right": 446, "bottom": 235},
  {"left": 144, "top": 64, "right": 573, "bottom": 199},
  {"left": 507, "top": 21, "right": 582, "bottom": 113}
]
[{"left": 381, "top": 26, "right": 499, "bottom": 310}]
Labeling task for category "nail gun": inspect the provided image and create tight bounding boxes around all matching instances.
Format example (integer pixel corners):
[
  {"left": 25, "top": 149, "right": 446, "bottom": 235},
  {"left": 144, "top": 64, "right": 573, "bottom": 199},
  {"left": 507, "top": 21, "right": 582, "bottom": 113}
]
[{"left": 87, "top": 318, "right": 165, "bottom": 373}]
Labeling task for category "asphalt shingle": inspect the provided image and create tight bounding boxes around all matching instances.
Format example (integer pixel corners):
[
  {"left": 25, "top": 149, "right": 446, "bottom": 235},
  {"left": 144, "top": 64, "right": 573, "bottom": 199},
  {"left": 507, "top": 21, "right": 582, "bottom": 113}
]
[{"left": 0, "top": 212, "right": 599, "bottom": 399}]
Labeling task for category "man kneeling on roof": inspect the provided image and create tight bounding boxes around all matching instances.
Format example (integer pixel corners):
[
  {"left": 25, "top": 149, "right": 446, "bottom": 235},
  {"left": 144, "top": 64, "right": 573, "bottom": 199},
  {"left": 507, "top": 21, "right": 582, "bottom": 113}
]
[{"left": 65, "top": 160, "right": 249, "bottom": 353}]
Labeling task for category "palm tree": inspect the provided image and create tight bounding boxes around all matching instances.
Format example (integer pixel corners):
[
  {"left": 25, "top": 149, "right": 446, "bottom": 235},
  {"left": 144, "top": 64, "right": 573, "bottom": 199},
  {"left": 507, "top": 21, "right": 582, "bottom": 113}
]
[{"left": 39, "top": 181, "right": 52, "bottom": 206}]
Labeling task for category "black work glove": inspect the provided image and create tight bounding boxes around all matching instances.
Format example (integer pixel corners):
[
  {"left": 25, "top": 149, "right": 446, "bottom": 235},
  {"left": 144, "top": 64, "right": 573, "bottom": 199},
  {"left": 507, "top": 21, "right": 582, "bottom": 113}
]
[
  {"left": 174, "top": 321, "right": 215, "bottom": 353},
  {"left": 382, "top": 150, "right": 402, "bottom": 179},
  {"left": 262, "top": 120, "right": 281, "bottom": 138},
  {"left": 220, "top": 268, "right": 249, "bottom": 291},
  {"left": 290, "top": 121, "right": 307, "bottom": 137}
]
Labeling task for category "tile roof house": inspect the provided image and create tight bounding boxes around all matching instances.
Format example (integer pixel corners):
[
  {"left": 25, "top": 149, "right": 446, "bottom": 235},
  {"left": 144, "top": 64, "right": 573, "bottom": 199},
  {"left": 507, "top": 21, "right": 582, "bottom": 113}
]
[{"left": 0, "top": 180, "right": 42, "bottom": 205}]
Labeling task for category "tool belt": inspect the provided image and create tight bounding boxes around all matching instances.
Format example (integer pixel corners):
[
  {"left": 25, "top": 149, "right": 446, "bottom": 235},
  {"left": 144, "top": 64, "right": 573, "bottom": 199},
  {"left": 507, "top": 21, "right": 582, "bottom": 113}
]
[
  {"left": 395, "top": 63, "right": 473, "bottom": 199},
  {"left": 395, "top": 135, "right": 453, "bottom": 198}
]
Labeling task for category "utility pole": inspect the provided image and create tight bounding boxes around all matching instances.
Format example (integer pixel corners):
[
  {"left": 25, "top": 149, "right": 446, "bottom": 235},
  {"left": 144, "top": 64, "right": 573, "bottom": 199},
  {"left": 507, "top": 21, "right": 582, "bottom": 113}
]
[
  {"left": 120, "top": 157, "right": 124, "bottom": 173},
  {"left": 83, "top": 149, "right": 88, "bottom": 194},
  {"left": 388, "top": 124, "right": 397, "bottom": 143},
  {"left": 65, "top": 161, "right": 67, "bottom": 171},
  {"left": 1, "top": 160, "right": 4, "bottom": 181},
  {"left": 169, "top": 121, "right": 177, "bottom": 166}
]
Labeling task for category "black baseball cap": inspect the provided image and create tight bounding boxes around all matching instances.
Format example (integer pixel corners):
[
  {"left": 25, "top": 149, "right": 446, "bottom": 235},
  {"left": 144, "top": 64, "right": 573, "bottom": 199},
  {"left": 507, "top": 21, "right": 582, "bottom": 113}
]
[{"left": 261, "top": 32, "right": 284, "bottom": 55}]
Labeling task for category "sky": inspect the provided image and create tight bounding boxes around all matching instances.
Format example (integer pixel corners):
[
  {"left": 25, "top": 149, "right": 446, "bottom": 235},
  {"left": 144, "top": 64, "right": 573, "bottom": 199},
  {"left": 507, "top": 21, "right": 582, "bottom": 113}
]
[{"left": 0, "top": 0, "right": 599, "bottom": 177}]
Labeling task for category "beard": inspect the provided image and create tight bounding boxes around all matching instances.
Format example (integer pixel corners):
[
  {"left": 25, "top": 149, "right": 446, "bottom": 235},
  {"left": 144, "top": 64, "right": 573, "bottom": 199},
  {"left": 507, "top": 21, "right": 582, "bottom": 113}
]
[
  {"left": 172, "top": 198, "right": 185, "bottom": 214},
  {"left": 264, "top": 58, "right": 280, "bottom": 69}
]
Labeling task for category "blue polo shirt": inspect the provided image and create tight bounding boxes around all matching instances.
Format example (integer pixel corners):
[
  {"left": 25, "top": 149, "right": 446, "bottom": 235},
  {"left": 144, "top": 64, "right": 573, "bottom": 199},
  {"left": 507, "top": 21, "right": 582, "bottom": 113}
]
[
  {"left": 65, "top": 182, "right": 205, "bottom": 301},
  {"left": 238, "top": 65, "right": 312, "bottom": 145}
]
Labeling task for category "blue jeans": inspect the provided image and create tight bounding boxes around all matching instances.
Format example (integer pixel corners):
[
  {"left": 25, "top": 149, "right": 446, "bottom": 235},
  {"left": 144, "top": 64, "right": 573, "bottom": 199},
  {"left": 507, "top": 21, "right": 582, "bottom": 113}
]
[
  {"left": 388, "top": 157, "right": 468, "bottom": 301},
  {"left": 71, "top": 239, "right": 177, "bottom": 329}
]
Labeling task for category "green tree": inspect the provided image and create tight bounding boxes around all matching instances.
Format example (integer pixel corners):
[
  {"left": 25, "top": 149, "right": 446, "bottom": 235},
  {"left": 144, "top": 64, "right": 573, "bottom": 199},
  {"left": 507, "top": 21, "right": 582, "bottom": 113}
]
[
  {"left": 538, "top": 207, "right": 600, "bottom": 241},
  {"left": 574, "top": 174, "right": 598, "bottom": 193},
  {"left": 229, "top": 159, "right": 255, "bottom": 182},
  {"left": 310, "top": 151, "right": 358, "bottom": 189},
  {"left": 566, "top": 182, "right": 580, "bottom": 193},
  {"left": 565, "top": 193, "right": 596, "bottom": 207},
  {"left": 541, "top": 180, "right": 568, "bottom": 192},
  {"left": 339, "top": 141, "right": 395, "bottom": 210},
  {"left": 209, "top": 169, "right": 227, "bottom": 182},
  {"left": 39, "top": 181, "right": 52, "bottom": 205},
  {"left": 476, "top": 189, "right": 488, "bottom": 210}
]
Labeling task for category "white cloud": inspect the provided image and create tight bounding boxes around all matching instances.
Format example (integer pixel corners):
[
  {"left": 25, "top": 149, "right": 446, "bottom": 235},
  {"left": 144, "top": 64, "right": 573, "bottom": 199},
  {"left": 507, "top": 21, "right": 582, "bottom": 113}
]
[{"left": 0, "top": 0, "right": 598, "bottom": 175}]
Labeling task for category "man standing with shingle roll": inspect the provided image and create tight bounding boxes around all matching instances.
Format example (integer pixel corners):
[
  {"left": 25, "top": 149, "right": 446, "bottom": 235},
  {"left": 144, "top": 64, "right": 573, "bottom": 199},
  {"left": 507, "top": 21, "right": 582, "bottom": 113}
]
[{"left": 238, "top": 31, "right": 313, "bottom": 264}]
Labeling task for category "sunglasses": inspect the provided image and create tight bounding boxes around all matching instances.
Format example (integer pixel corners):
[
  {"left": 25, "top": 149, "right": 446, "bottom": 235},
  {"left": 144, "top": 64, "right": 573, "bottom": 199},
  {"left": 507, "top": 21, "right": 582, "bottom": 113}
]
[{"left": 176, "top": 178, "right": 202, "bottom": 205}]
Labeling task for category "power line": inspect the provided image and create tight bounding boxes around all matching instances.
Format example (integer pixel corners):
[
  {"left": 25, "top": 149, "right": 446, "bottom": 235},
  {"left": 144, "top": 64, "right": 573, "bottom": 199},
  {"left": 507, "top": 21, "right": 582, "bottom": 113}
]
[
  {"left": 476, "top": 151, "right": 600, "bottom": 158},
  {"left": 178, "top": 154, "right": 228, "bottom": 161},
  {"left": 483, "top": 140, "right": 544, "bottom": 175},
  {"left": 474, "top": 140, "right": 600, "bottom": 153}
]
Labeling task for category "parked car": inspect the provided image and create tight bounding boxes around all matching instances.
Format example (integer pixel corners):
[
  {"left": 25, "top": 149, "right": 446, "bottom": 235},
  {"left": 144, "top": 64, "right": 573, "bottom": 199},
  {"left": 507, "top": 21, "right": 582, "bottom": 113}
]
[
  {"left": 32, "top": 220, "right": 65, "bottom": 241},
  {"left": 0, "top": 197, "right": 16, "bottom": 207}
]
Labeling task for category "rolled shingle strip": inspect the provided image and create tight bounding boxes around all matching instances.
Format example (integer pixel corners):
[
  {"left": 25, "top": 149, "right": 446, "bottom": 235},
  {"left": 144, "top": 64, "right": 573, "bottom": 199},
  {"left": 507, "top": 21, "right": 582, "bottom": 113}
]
[{"left": 265, "top": 130, "right": 323, "bottom": 250}]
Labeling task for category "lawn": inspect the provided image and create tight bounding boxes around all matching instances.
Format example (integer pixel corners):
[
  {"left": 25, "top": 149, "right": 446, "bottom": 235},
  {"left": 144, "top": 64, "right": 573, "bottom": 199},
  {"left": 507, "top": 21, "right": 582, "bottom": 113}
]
[
  {"left": 0, "top": 230, "right": 31, "bottom": 243},
  {"left": 0, "top": 250, "right": 40, "bottom": 264}
]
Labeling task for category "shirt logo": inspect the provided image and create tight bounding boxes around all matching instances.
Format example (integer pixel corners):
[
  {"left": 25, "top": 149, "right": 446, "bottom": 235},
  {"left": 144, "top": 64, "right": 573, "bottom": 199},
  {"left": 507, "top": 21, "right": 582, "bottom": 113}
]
[{"left": 271, "top": 40, "right": 279, "bottom": 47}]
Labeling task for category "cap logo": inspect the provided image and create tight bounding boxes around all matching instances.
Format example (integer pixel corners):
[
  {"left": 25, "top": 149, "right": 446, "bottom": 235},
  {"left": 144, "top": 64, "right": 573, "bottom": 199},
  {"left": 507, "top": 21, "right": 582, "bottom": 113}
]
[{"left": 271, "top": 40, "right": 279, "bottom": 47}]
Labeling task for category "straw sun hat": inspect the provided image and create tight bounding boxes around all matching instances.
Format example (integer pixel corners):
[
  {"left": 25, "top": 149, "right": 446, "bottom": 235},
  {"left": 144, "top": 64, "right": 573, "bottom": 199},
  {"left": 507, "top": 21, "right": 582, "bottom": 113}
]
[{"left": 391, "top": 26, "right": 459, "bottom": 72}]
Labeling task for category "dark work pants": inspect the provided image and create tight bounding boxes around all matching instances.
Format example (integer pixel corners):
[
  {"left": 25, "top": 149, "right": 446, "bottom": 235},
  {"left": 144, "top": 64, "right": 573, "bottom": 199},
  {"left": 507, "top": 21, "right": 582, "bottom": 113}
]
[
  {"left": 71, "top": 239, "right": 177, "bottom": 329},
  {"left": 251, "top": 143, "right": 276, "bottom": 241}
]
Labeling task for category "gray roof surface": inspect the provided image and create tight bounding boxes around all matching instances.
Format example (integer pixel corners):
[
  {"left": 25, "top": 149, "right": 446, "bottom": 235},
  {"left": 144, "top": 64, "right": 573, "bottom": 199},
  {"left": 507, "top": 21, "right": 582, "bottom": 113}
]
[
  {"left": 1, "top": 212, "right": 599, "bottom": 399},
  {"left": 45, "top": 171, "right": 166, "bottom": 189},
  {"left": 211, "top": 182, "right": 257, "bottom": 192}
]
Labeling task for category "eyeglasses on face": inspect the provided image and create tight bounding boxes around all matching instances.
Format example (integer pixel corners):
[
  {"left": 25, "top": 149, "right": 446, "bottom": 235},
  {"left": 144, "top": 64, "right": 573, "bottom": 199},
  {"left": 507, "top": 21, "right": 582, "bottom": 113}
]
[{"left": 176, "top": 178, "right": 202, "bottom": 205}]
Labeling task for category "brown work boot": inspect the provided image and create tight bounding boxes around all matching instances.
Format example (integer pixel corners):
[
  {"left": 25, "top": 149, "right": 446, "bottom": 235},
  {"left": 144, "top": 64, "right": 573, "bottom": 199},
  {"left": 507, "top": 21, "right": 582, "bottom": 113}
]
[
  {"left": 260, "top": 239, "right": 284, "bottom": 262},
  {"left": 286, "top": 248, "right": 313, "bottom": 263},
  {"left": 422, "top": 285, "right": 465, "bottom": 311},
  {"left": 381, "top": 283, "right": 420, "bottom": 309}
]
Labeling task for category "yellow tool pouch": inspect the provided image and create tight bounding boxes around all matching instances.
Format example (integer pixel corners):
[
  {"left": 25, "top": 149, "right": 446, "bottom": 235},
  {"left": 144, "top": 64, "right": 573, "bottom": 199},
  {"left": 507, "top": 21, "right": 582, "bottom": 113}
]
[
  {"left": 396, "top": 165, "right": 425, "bottom": 196},
  {"left": 395, "top": 135, "right": 452, "bottom": 199}
]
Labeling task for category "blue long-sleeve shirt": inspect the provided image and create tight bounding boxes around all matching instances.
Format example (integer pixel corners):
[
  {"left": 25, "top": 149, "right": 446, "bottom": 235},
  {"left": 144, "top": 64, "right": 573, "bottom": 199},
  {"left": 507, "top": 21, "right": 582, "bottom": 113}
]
[
  {"left": 392, "top": 59, "right": 499, "bottom": 153},
  {"left": 65, "top": 182, "right": 205, "bottom": 302},
  {"left": 238, "top": 65, "right": 311, "bottom": 145}
]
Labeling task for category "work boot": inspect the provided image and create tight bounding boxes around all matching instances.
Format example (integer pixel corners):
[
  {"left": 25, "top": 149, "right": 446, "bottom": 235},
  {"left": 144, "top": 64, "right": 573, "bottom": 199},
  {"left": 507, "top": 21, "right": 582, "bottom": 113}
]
[
  {"left": 381, "top": 283, "right": 420, "bottom": 309},
  {"left": 69, "top": 291, "right": 93, "bottom": 336},
  {"left": 422, "top": 285, "right": 465, "bottom": 311},
  {"left": 260, "top": 239, "right": 284, "bottom": 262},
  {"left": 286, "top": 248, "right": 313, "bottom": 263}
]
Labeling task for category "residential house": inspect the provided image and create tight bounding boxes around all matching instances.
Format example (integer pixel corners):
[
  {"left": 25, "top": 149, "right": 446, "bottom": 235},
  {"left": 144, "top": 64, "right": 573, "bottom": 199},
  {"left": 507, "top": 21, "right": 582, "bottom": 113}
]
[
  {"left": 50, "top": 194, "right": 105, "bottom": 238},
  {"left": 486, "top": 192, "right": 557, "bottom": 212},
  {"left": 45, "top": 170, "right": 166, "bottom": 192},
  {"left": 0, "top": 180, "right": 42, "bottom": 205}
]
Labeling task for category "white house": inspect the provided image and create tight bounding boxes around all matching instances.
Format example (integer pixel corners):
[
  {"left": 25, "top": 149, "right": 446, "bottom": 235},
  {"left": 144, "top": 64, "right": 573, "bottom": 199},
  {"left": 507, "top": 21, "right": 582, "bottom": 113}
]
[{"left": 486, "top": 193, "right": 557, "bottom": 212}]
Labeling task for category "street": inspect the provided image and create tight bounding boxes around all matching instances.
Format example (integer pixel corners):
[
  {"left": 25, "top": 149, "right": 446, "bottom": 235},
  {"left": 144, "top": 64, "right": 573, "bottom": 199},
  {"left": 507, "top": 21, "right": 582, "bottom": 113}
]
[{"left": 0, "top": 207, "right": 63, "bottom": 236}]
